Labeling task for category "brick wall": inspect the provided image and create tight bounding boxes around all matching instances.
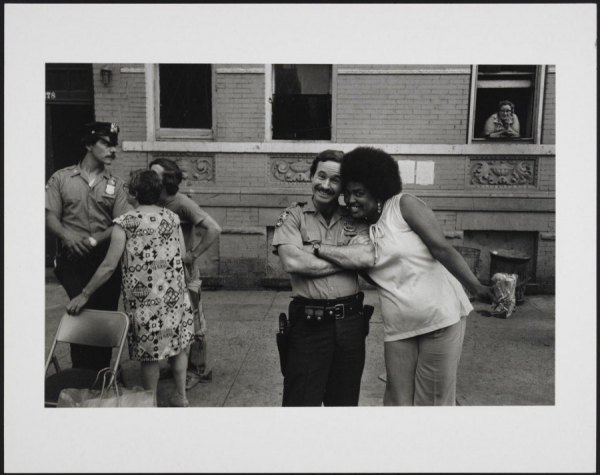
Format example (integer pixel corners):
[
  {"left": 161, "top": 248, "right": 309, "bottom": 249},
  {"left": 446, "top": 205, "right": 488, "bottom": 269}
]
[
  {"left": 541, "top": 70, "right": 556, "bottom": 144},
  {"left": 399, "top": 155, "right": 467, "bottom": 191},
  {"left": 435, "top": 211, "right": 459, "bottom": 232},
  {"left": 215, "top": 153, "right": 267, "bottom": 187},
  {"left": 336, "top": 74, "right": 470, "bottom": 144},
  {"left": 94, "top": 63, "right": 147, "bottom": 180},
  {"left": 93, "top": 64, "right": 146, "bottom": 142},
  {"left": 537, "top": 157, "right": 556, "bottom": 192},
  {"left": 225, "top": 207, "right": 260, "bottom": 226},
  {"left": 109, "top": 152, "right": 149, "bottom": 181},
  {"left": 536, "top": 236, "right": 555, "bottom": 287},
  {"left": 216, "top": 73, "right": 265, "bottom": 142}
]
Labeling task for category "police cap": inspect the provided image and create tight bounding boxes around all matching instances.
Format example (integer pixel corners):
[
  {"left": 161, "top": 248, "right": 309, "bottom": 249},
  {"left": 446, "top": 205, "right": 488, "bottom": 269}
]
[{"left": 81, "top": 122, "right": 120, "bottom": 145}]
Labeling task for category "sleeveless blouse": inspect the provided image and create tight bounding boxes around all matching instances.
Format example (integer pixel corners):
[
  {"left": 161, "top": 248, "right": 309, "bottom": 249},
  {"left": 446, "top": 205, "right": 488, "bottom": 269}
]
[{"left": 366, "top": 193, "right": 473, "bottom": 342}]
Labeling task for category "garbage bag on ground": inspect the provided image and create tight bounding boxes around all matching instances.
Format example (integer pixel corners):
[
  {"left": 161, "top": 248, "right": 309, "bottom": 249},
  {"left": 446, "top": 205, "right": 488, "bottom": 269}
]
[{"left": 491, "top": 273, "right": 518, "bottom": 318}]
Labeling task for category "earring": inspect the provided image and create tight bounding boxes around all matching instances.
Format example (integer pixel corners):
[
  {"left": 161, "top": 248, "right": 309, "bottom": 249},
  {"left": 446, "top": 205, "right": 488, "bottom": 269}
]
[{"left": 377, "top": 202, "right": 382, "bottom": 214}]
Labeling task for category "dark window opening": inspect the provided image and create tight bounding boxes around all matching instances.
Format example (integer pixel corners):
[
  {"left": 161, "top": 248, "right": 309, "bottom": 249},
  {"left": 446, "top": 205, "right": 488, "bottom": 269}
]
[
  {"left": 159, "top": 64, "right": 212, "bottom": 129},
  {"left": 474, "top": 65, "right": 537, "bottom": 140},
  {"left": 272, "top": 64, "right": 331, "bottom": 140},
  {"left": 46, "top": 63, "right": 94, "bottom": 103}
]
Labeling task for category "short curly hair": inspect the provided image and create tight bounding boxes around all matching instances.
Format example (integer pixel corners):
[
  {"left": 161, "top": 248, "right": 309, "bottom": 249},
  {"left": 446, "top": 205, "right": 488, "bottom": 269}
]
[
  {"left": 149, "top": 158, "right": 182, "bottom": 195},
  {"left": 341, "top": 147, "right": 402, "bottom": 202},
  {"left": 128, "top": 169, "right": 163, "bottom": 205},
  {"left": 497, "top": 100, "right": 515, "bottom": 113}
]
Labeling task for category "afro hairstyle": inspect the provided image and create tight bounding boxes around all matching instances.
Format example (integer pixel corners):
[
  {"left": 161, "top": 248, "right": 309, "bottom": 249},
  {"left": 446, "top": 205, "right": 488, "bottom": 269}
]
[{"left": 341, "top": 147, "right": 402, "bottom": 202}]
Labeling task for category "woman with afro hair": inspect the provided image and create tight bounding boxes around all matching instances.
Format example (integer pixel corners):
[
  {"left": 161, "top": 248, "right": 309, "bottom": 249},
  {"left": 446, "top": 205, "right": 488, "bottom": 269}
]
[{"left": 317, "top": 147, "right": 495, "bottom": 406}]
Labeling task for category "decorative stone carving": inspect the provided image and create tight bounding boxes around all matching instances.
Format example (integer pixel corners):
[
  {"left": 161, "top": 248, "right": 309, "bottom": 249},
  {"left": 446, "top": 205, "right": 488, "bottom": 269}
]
[
  {"left": 270, "top": 156, "right": 314, "bottom": 184},
  {"left": 469, "top": 157, "right": 537, "bottom": 187},
  {"left": 151, "top": 153, "right": 214, "bottom": 184}
]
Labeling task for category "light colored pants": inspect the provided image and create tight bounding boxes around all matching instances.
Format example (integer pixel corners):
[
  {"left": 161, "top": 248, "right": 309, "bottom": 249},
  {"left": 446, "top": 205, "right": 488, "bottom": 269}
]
[{"left": 383, "top": 316, "right": 467, "bottom": 406}]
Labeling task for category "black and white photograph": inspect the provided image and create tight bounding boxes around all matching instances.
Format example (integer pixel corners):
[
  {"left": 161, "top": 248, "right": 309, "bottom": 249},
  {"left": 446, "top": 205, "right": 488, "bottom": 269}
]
[{"left": 5, "top": 4, "right": 596, "bottom": 473}]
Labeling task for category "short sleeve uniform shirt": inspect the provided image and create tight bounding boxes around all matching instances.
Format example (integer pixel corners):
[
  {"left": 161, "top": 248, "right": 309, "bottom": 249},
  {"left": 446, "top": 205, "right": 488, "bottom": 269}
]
[
  {"left": 45, "top": 164, "right": 131, "bottom": 237},
  {"left": 272, "top": 200, "right": 369, "bottom": 300}
]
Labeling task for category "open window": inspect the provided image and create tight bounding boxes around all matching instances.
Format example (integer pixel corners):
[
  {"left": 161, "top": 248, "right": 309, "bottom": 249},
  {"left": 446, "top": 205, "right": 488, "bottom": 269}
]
[
  {"left": 271, "top": 64, "right": 332, "bottom": 140},
  {"left": 471, "top": 65, "right": 545, "bottom": 142},
  {"left": 155, "top": 64, "right": 214, "bottom": 139}
]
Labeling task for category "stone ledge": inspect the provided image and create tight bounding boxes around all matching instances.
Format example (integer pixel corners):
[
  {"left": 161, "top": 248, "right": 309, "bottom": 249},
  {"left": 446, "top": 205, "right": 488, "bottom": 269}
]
[{"left": 540, "top": 233, "right": 556, "bottom": 241}]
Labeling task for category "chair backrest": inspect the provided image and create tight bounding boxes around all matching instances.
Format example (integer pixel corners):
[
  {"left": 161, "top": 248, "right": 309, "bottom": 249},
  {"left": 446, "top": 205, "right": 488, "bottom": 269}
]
[{"left": 55, "top": 310, "right": 129, "bottom": 348}]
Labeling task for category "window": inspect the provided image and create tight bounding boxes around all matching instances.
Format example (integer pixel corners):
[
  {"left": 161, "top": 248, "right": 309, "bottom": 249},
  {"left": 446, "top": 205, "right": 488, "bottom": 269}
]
[
  {"left": 272, "top": 64, "right": 332, "bottom": 140},
  {"left": 156, "top": 64, "right": 213, "bottom": 139},
  {"left": 470, "top": 65, "right": 545, "bottom": 142},
  {"left": 46, "top": 63, "right": 94, "bottom": 103}
]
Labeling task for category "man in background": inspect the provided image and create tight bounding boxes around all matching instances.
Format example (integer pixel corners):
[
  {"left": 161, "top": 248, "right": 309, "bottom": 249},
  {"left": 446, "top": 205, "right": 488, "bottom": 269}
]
[{"left": 150, "top": 158, "right": 222, "bottom": 390}]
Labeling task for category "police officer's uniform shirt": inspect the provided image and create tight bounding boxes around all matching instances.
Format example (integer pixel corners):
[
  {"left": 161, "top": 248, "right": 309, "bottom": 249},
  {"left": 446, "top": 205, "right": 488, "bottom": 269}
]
[
  {"left": 272, "top": 200, "right": 369, "bottom": 300},
  {"left": 45, "top": 164, "right": 131, "bottom": 238}
]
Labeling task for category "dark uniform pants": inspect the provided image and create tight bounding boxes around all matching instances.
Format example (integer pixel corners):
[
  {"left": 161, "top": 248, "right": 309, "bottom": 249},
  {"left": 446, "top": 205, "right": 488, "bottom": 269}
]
[
  {"left": 54, "top": 244, "right": 122, "bottom": 371},
  {"left": 282, "top": 299, "right": 366, "bottom": 407}
]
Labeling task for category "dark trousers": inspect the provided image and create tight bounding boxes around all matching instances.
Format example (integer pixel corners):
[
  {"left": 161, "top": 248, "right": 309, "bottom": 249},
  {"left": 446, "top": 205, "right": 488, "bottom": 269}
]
[
  {"left": 282, "top": 299, "right": 366, "bottom": 407},
  {"left": 54, "top": 246, "right": 122, "bottom": 371}
]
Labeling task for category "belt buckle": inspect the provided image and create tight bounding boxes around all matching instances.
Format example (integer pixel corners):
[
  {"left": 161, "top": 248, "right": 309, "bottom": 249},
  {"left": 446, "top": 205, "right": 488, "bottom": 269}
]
[{"left": 333, "top": 303, "right": 345, "bottom": 319}]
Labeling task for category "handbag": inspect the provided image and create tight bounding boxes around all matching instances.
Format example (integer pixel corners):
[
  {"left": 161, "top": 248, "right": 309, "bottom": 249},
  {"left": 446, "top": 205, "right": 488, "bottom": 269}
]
[{"left": 57, "top": 368, "right": 156, "bottom": 408}]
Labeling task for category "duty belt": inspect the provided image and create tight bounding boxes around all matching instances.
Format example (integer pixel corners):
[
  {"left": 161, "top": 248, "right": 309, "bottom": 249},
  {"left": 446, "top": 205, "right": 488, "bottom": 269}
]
[{"left": 293, "top": 292, "right": 363, "bottom": 321}]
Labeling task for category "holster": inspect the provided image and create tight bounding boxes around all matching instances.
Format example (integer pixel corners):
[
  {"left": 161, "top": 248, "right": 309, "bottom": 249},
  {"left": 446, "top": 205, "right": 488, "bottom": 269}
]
[
  {"left": 363, "top": 305, "right": 375, "bottom": 337},
  {"left": 276, "top": 312, "right": 291, "bottom": 376}
]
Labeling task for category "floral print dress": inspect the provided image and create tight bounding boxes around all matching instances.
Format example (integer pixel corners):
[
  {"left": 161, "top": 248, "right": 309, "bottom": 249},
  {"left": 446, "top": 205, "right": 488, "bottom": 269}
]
[{"left": 114, "top": 208, "right": 194, "bottom": 362}]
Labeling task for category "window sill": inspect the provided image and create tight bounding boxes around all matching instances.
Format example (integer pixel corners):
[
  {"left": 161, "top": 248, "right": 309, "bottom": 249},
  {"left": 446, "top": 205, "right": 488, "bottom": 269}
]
[
  {"left": 472, "top": 138, "right": 535, "bottom": 144},
  {"left": 156, "top": 129, "right": 213, "bottom": 141}
]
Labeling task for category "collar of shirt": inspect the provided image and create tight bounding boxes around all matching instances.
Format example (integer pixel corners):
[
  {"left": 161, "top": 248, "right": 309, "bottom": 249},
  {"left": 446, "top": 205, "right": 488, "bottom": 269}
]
[
  {"left": 304, "top": 198, "right": 345, "bottom": 229},
  {"left": 69, "top": 163, "right": 112, "bottom": 181}
]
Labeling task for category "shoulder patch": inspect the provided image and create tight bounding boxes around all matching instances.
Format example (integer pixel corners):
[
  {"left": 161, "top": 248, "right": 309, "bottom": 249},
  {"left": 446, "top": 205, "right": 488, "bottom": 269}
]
[
  {"left": 45, "top": 175, "right": 57, "bottom": 190},
  {"left": 275, "top": 202, "right": 304, "bottom": 228}
]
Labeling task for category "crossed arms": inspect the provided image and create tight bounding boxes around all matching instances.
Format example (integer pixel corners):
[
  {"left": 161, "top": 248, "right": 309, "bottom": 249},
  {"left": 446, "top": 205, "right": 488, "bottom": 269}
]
[{"left": 277, "top": 237, "right": 375, "bottom": 278}]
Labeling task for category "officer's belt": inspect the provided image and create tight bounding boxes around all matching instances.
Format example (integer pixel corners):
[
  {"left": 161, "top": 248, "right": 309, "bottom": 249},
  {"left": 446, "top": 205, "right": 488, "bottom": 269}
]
[{"left": 293, "top": 293, "right": 363, "bottom": 320}]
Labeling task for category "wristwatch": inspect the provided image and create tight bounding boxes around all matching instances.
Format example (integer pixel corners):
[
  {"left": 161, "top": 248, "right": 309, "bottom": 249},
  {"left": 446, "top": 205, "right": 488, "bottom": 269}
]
[
  {"left": 88, "top": 237, "right": 98, "bottom": 247},
  {"left": 312, "top": 242, "right": 322, "bottom": 257}
]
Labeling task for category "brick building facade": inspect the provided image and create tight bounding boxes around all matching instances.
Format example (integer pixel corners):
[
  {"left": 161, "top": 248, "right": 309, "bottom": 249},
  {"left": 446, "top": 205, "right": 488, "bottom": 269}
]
[{"left": 46, "top": 64, "right": 556, "bottom": 291}]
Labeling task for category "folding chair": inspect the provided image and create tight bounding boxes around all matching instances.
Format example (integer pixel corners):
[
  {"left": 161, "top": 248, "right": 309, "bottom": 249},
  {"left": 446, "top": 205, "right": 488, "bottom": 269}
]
[{"left": 44, "top": 310, "right": 129, "bottom": 407}]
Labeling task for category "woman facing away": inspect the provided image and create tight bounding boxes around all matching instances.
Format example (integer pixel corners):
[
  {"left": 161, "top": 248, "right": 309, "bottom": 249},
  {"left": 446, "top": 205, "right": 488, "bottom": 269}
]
[
  {"left": 66, "top": 169, "right": 195, "bottom": 407},
  {"left": 482, "top": 100, "right": 521, "bottom": 138},
  {"left": 317, "top": 147, "right": 495, "bottom": 406}
]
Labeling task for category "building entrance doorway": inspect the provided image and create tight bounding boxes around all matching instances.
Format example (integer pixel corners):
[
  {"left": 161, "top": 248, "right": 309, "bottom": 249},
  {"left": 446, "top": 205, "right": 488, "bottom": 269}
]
[{"left": 45, "top": 64, "right": 95, "bottom": 266}]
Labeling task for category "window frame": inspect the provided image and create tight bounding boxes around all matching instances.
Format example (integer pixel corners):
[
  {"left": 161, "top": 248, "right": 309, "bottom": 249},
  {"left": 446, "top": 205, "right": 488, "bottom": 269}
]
[
  {"left": 267, "top": 64, "right": 336, "bottom": 142},
  {"left": 153, "top": 64, "right": 216, "bottom": 141},
  {"left": 467, "top": 65, "right": 546, "bottom": 144}
]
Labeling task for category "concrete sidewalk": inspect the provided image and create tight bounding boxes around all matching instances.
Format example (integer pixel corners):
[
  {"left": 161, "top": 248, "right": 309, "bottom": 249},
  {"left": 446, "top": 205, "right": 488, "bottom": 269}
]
[{"left": 45, "top": 279, "right": 555, "bottom": 407}]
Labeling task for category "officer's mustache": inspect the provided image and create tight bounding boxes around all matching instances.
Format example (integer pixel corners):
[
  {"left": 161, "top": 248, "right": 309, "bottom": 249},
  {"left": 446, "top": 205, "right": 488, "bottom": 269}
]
[{"left": 316, "top": 186, "right": 335, "bottom": 195}]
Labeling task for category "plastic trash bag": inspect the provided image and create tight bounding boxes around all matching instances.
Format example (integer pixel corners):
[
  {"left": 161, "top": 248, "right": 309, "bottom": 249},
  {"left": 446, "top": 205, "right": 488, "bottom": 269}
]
[
  {"left": 491, "top": 273, "right": 518, "bottom": 318},
  {"left": 57, "top": 368, "right": 156, "bottom": 408}
]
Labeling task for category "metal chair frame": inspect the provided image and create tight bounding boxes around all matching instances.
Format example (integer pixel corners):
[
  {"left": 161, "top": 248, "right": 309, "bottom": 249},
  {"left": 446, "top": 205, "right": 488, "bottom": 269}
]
[{"left": 45, "top": 310, "right": 129, "bottom": 407}]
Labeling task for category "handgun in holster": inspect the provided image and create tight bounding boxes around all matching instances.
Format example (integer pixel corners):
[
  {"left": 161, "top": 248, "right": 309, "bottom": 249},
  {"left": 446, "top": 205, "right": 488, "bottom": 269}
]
[{"left": 276, "top": 312, "right": 291, "bottom": 376}]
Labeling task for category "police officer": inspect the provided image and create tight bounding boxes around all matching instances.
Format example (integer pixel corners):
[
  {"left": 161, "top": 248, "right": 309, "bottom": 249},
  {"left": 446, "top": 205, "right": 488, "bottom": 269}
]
[
  {"left": 45, "top": 122, "right": 131, "bottom": 371},
  {"left": 272, "top": 150, "right": 375, "bottom": 406}
]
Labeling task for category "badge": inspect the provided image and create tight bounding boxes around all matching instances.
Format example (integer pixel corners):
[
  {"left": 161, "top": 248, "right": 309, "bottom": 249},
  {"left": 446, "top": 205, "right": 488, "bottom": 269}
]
[
  {"left": 105, "top": 178, "right": 116, "bottom": 196},
  {"left": 276, "top": 210, "right": 290, "bottom": 228},
  {"left": 110, "top": 123, "right": 119, "bottom": 134},
  {"left": 343, "top": 219, "right": 357, "bottom": 233}
]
